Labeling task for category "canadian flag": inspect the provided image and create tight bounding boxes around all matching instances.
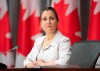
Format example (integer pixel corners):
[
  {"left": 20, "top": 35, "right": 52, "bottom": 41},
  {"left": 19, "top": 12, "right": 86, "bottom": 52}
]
[
  {"left": 88, "top": 0, "right": 100, "bottom": 40},
  {"left": 0, "top": 0, "right": 14, "bottom": 68},
  {"left": 16, "top": 0, "right": 42, "bottom": 67},
  {"left": 51, "top": 0, "right": 81, "bottom": 45}
]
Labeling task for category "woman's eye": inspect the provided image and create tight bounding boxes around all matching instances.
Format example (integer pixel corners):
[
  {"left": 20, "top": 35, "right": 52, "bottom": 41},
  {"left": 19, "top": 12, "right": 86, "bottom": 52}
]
[
  {"left": 42, "top": 18, "right": 47, "bottom": 21},
  {"left": 42, "top": 17, "right": 55, "bottom": 21},
  {"left": 50, "top": 17, "right": 54, "bottom": 20}
]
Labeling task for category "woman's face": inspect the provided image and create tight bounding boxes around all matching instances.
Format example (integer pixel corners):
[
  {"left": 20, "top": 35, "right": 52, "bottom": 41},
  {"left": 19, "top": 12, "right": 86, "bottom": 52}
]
[{"left": 41, "top": 10, "right": 58, "bottom": 33}]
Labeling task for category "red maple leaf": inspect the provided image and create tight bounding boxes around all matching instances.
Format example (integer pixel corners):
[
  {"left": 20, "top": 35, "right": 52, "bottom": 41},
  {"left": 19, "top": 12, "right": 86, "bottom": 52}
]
[
  {"left": 0, "top": 11, "right": 12, "bottom": 55},
  {"left": 17, "top": 4, "right": 41, "bottom": 56},
  {"left": 53, "top": 0, "right": 81, "bottom": 45}
]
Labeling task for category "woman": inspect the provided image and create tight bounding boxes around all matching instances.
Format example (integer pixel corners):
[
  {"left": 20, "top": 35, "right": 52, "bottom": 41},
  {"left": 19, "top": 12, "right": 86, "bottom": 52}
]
[{"left": 24, "top": 7, "right": 71, "bottom": 68}]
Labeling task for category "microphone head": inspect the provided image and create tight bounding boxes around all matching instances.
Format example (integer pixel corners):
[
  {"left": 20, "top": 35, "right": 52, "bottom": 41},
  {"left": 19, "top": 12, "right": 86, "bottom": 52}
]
[{"left": 12, "top": 46, "right": 19, "bottom": 50}]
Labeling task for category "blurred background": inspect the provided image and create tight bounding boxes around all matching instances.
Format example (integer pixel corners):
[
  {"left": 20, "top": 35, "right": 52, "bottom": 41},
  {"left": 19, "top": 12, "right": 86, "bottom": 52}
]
[{"left": 1, "top": 0, "right": 99, "bottom": 68}]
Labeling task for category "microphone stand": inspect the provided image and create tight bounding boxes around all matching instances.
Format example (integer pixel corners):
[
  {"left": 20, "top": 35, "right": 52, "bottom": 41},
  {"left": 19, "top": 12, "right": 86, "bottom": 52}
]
[
  {"left": 0, "top": 46, "right": 18, "bottom": 55},
  {"left": 0, "top": 46, "right": 19, "bottom": 68}
]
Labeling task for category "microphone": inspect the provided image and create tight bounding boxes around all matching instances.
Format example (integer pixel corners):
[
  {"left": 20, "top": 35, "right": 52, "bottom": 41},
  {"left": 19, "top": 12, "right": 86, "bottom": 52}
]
[
  {"left": 12, "top": 46, "right": 19, "bottom": 50},
  {"left": 0, "top": 46, "right": 19, "bottom": 55}
]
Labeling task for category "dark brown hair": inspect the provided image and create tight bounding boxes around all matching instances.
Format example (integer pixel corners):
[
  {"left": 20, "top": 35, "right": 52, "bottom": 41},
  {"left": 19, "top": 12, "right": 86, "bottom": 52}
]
[{"left": 40, "top": 7, "right": 59, "bottom": 22}]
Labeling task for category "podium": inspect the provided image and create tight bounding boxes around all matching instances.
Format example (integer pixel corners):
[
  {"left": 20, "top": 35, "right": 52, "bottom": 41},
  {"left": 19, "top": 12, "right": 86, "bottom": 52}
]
[{"left": 0, "top": 63, "right": 7, "bottom": 68}]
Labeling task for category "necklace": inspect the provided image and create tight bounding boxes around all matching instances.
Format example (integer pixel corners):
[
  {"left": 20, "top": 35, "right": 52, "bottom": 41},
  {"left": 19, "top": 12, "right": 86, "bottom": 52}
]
[{"left": 42, "top": 38, "right": 53, "bottom": 48}]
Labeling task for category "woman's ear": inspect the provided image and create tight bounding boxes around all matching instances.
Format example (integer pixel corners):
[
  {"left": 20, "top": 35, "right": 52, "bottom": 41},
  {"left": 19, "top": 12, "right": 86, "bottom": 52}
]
[
  {"left": 41, "top": 25, "right": 42, "bottom": 28},
  {"left": 40, "top": 23, "right": 42, "bottom": 29},
  {"left": 56, "top": 21, "right": 58, "bottom": 25},
  {"left": 57, "top": 20, "right": 59, "bottom": 24}
]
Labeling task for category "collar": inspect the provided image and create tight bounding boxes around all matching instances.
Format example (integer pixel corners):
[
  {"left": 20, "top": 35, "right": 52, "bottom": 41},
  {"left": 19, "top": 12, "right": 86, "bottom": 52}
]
[
  {"left": 49, "top": 31, "right": 62, "bottom": 47},
  {"left": 36, "top": 31, "right": 62, "bottom": 50}
]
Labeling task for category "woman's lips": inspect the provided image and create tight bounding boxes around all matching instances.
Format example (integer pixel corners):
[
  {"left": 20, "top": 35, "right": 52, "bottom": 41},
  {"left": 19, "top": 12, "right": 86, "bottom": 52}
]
[{"left": 46, "top": 26, "right": 52, "bottom": 27}]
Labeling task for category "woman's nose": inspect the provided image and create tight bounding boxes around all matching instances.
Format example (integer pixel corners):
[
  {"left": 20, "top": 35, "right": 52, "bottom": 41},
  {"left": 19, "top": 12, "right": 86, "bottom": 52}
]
[{"left": 46, "top": 19, "right": 50, "bottom": 24}]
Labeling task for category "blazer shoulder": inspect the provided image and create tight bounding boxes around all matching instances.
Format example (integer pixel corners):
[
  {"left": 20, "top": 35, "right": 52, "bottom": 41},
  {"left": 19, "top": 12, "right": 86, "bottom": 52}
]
[
  {"left": 60, "top": 34, "right": 71, "bottom": 42},
  {"left": 35, "top": 36, "right": 45, "bottom": 42}
]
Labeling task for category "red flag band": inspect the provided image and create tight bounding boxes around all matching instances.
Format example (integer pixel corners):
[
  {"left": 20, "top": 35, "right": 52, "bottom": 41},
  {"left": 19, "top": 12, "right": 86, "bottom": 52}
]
[{"left": 88, "top": 0, "right": 100, "bottom": 40}]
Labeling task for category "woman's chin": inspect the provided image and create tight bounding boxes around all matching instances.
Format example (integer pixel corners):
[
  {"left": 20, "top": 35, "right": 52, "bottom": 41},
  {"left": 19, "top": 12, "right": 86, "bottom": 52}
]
[{"left": 45, "top": 30, "right": 56, "bottom": 34}]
